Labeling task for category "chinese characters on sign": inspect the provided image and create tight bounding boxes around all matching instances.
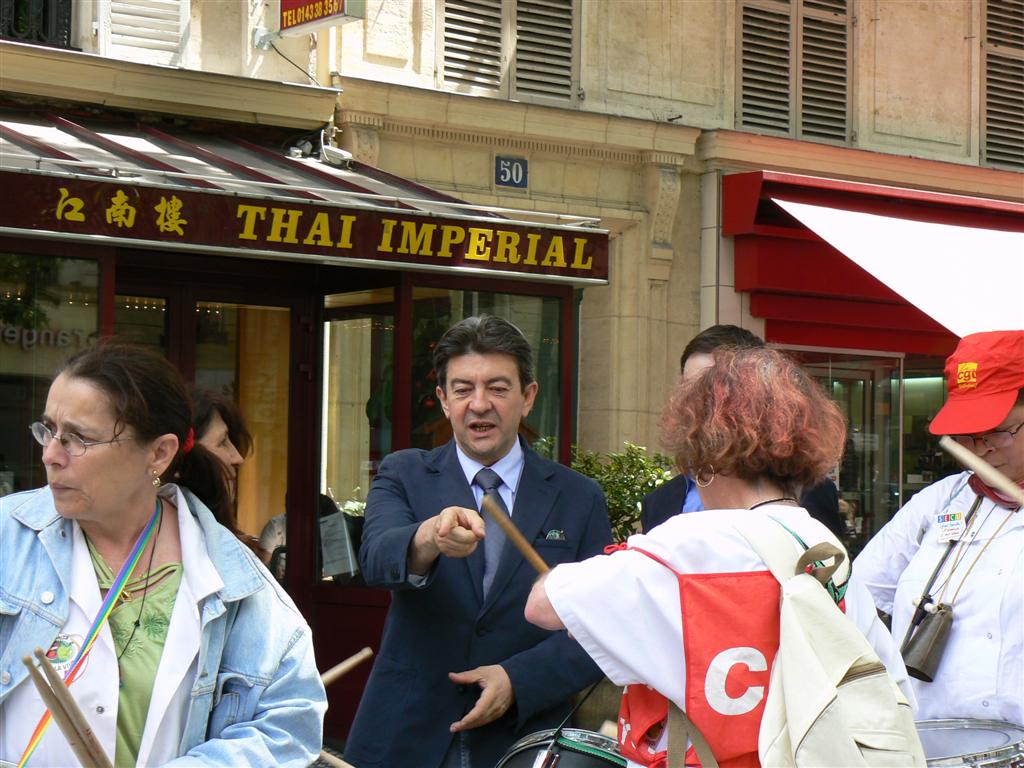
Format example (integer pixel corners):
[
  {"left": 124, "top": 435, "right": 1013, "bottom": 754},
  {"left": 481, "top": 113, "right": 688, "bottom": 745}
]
[{"left": 55, "top": 187, "right": 188, "bottom": 236}]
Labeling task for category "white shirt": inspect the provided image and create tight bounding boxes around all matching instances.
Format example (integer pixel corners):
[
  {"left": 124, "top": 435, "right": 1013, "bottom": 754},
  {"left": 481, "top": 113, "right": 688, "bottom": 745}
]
[
  {"left": 454, "top": 439, "right": 525, "bottom": 515},
  {"left": 852, "top": 472, "right": 1024, "bottom": 724},
  {"left": 546, "top": 506, "right": 914, "bottom": 768},
  {"left": 1, "top": 485, "right": 222, "bottom": 767}
]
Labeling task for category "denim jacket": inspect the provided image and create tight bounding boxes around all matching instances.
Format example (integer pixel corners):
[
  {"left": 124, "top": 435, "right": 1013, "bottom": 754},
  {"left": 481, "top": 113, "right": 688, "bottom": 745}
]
[{"left": 0, "top": 486, "right": 326, "bottom": 767}]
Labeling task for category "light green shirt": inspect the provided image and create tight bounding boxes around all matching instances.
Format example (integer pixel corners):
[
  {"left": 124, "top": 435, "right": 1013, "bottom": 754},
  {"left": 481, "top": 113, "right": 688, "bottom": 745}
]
[{"left": 88, "top": 539, "right": 182, "bottom": 768}]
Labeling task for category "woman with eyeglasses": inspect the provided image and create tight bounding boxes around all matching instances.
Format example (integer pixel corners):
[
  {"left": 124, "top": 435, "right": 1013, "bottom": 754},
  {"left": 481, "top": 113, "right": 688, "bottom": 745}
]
[
  {"left": 0, "top": 342, "right": 325, "bottom": 767},
  {"left": 852, "top": 330, "right": 1024, "bottom": 726}
]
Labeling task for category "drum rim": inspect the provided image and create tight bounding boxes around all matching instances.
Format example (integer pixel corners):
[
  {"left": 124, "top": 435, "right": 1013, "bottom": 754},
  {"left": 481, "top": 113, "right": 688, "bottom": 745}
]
[
  {"left": 916, "top": 718, "right": 1024, "bottom": 762},
  {"left": 502, "top": 727, "right": 623, "bottom": 760},
  {"left": 916, "top": 719, "right": 1024, "bottom": 734}
]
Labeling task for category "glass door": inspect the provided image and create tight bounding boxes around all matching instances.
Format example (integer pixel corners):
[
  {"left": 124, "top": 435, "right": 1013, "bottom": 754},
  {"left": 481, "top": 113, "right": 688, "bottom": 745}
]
[{"left": 782, "top": 347, "right": 903, "bottom": 552}]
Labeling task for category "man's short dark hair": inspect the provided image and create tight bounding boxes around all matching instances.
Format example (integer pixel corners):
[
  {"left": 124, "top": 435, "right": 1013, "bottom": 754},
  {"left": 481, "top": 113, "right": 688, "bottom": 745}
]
[
  {"left": 680, "top": 324, "right": 764, "bottom": 373},
  {"left": 433, "top": 315, "right": 536, "bottom": 391}
]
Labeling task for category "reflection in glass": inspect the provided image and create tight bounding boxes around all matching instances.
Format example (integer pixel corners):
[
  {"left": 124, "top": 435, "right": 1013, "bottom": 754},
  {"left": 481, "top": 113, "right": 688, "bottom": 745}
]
[
  {"left": 410, "top": 289, "right": 562, "bottom": 452},
  {"left": 114, "top": 295, "right": 167, "bottom": 354},
  {"left": 0, "top": 253, "right": 99, "bottom": 495},
  {"left": 194, "top": 301, "right": 291, "bottom": 542}
]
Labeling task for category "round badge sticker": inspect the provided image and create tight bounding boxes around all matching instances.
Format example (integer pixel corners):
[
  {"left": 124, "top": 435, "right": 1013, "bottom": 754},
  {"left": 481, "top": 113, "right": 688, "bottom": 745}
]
[{"left": 44, "top": 633, "right": 84, "bottom": 679}]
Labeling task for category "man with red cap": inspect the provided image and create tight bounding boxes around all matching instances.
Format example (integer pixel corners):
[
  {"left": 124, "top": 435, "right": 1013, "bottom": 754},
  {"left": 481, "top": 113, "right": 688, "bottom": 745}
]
[{"left": 853, "top": 330, "right": 1024, "bottom": 726}]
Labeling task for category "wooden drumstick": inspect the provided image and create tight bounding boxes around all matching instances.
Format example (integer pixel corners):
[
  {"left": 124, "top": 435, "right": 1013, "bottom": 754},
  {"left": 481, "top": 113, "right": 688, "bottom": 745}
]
[
  {"left": 318, "top": 750, "right": 357, "bottom": 768},
  {"left": 480, "top": 495, "right": 550, "bottom": 576},
  {"left": 22, "top": 653, "right": 112, "bottom": 768},
  {"left": 939, "top": 436, "right": 1024, "bottom": 505},
  {"left": 320, "top": 647, "right": 374, "bottom": 688}
]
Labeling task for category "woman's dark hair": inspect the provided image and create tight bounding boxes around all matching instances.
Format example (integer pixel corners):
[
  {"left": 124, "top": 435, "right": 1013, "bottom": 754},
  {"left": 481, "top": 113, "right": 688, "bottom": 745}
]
[
  {"left": 432, "top": 315, "right": 535, "bottom": 391},
  {"left": 58, "top": 342, "right": 233, "bottom": 528},
  {"left": 191, "top": 387, "right": 253, "bottom": 459},
  {"left": 680, "top": 324, "right": 764, "bottom": 374}
]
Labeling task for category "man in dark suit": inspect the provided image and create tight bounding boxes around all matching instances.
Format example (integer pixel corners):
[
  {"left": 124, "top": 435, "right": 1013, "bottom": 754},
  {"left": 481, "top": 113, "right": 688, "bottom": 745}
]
[
  {"left": 345, "top": 315, "right": 612, "bottom": 768},
  {"left": 641, "top": 325, "right": 848, "bottom": 540}
]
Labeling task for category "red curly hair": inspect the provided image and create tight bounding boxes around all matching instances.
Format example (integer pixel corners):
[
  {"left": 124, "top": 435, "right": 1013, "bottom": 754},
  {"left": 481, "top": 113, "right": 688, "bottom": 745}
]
[{"left": 660, "top": 347, "right": 846, "bottom": 495}]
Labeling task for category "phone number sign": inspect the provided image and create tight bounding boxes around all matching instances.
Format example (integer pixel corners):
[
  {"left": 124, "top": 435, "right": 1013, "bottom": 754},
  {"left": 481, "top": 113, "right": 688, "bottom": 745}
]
[{"left": 280, "top": 0, "right": 353, "bottom": 34}]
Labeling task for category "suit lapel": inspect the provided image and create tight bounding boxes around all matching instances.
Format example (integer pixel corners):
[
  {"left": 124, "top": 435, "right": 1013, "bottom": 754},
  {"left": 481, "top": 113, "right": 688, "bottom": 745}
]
[
  {"left": 480, "top": 443, "right": 556, "bottom": 617},
  {"left": 428, "top": 442, "right": 485, "bottom": 605}
]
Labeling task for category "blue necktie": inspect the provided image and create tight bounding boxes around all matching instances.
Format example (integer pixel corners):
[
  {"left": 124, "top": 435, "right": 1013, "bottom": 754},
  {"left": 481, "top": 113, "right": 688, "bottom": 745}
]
[{"left": 473, "top": 467, "right": 508, "bottom": 597}]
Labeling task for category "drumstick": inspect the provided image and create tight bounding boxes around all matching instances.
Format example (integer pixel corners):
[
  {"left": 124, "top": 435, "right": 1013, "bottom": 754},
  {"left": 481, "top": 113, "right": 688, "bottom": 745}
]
[
  {"left": 939, "top": 436, "right": 1024, "bottom": 505},
  {"left": 21, "top": 655, "right": 111, "bottom": 768},
  {"left": 320, "top": 647, "right": 374, "bottom": 688},
  {"left": 318, "top": 750, "right": 356, "bottom": 768},
  {"left": 480, "top": 495, "right": 550, "bottom": 576},
  {"left": 31, "top": 649, "right": 113, "bottom": 768}
]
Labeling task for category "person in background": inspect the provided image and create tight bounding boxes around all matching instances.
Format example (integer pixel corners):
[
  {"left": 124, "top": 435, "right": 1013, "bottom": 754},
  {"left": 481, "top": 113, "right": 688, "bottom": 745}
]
[
  {"left": 852, "top": 330, "right": 1023, "bottom": 725},
  {"left": 641, "top": 324, "right": 849, "bottom": 541},
  {"left": 0, "top": 342, "right": 325, "bottom": 767},
  {"left": 346, "top": 315, "right": 613, "bottom": 768},
  {"left": 525, "top": 346, "right": 912, "bottom": 768},
  {"left": 190, "top": 388, "right": 267, "bottom": 562}
]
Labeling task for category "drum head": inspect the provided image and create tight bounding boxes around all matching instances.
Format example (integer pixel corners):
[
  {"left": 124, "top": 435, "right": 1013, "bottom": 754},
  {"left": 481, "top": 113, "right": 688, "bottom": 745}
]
[
  {"left": 916, "top": 719, "right": 1024, "bottom": 766},
  {"left": 497, "top": 728, "right": 625, "bottom": 768}
]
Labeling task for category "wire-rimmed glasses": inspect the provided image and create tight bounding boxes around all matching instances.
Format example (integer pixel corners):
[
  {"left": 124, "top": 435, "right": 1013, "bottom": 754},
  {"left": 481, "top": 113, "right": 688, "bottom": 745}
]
[
  {"left": 952, "top": 421, "right": 1024, "bottom": 451},
  {"left": 29, "top": 422, "right": 130, "bottom": 457}
]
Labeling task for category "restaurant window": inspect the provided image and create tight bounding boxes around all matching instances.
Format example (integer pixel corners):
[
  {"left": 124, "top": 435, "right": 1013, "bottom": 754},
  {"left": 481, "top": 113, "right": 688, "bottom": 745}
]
[
  {"left": 738, "top": 0, "right": 850, "bottom": 143},
  {"left": 441, "top": 0, "right": 578, "bottom": 102},
  {"left": 410, "top": 287, "right": 562, "bottom": 452},
  {"left": 0, "top": 252, "right": 99, "bottom": 496},
  {"left": 983, "top": 0, "right": 1024, "bottom": 170}
]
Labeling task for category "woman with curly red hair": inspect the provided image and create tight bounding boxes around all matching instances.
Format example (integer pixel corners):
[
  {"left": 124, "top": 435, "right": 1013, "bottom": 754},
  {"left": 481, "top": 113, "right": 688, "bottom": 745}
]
[{"left": 526, "top": 347, "right": 912, "bottom": 768}]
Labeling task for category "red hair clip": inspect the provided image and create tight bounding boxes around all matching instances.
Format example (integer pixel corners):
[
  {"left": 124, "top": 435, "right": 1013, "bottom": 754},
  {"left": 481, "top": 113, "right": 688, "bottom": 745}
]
[{"left": 182, "top": 427, "right": 195, "bottom": 455}]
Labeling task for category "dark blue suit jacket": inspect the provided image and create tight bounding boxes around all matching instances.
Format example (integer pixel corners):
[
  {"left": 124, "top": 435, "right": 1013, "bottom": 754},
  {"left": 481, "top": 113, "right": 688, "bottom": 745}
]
[{"left": 345, "top": 439, "right": 612, "bottom": 768}]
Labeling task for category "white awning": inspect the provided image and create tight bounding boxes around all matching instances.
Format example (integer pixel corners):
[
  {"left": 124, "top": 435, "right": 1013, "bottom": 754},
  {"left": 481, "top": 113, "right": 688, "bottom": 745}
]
[{"left": 774, "top": 199, "right": 1024, "bottom": 338}]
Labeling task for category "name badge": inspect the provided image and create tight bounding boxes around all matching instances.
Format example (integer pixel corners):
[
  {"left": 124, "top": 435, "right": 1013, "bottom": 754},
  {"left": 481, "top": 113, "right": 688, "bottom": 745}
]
[{"left": 935, "top": 510, "right": 966, "bottom": 542}]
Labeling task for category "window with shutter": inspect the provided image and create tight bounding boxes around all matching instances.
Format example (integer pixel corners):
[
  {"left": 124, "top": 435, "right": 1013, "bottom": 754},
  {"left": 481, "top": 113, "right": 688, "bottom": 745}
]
[
  {"left": 105, "top": 0, "right": 189, "bottom": 66},
  {"left": 440, "top": 0, "right": 576, "bottom": 103},
  {"left": 739, "top": 0, "right": 850, "bottom": 143},
  {"left": 983, "top": 0, "right": 1024, "bottom": 169}
]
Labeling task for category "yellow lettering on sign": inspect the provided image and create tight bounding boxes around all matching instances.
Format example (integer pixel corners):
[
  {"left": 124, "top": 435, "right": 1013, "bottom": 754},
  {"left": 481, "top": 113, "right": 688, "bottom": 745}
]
[
  {"left": 268, "top": 208, "right": 301, "bottom": 244},
  {"left": 56, "top": 188, "right": 86, "bottom": 222},
  {"left": 154, "top": 195, "right": 187, "bottom": 236},
  {"left": 541, "top": 236, "right": 566, "bottom": 268},
  {"left": 464, "top": 228, "right": 492, "bottom": 261},
  {"left": 336, "top": 214, "right": 355, "bottom": 249},
  {"left": 494, "top": 231, "right": 519, "bottom": 264},
  {"left": 237, "top": 205, "right": 267, "bottom": 240},
  {"left": 438, "top": 225, "right": 466, "bottom": 258},
  {"left": 303, "top": 212, "right": 334, "bottom": 246},
  {"left": 523, "top": 233, "right": 542, "bottom": 266},
  {"left": 105, "top": 190, "right": 136, "bottom": 229},
  {"left": 398, "top": 221, "right": 437, "bottom": 256},
  {"left": 378, "top": 219, "right": 397, "bottom": 253},
  {"left": 569, "top": 237, "right": 592, "bottom": 270}
]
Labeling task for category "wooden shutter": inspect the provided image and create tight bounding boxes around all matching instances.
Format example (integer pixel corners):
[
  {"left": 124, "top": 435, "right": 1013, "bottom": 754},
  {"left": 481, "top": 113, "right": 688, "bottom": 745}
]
[
  {"left": 800, "top": 1, "right": 848, "bottom": 141},
  {"left": 740, "top": 3, "right": 792, "bottom": 134},
  {"left": 984, "top": 0, "right": 1024, "bottom": 169},
  {"left": 513, "top": 0, "right": 574, "bottom": 100},
  {"left": 108, "top": 0, "right": 188, "bottom": 65},
  {"left": 443, "top": 0, "right": 504, "bottom": 91}
]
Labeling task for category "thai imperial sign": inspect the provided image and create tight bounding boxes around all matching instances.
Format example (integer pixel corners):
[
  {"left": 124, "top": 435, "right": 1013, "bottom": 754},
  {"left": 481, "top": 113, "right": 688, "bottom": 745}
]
[
  {"left": 0, "top": 172, "right": 608, "bottom": 283},
  {"left": 279, "top": 0, "right": 365, "bottom": 35}
]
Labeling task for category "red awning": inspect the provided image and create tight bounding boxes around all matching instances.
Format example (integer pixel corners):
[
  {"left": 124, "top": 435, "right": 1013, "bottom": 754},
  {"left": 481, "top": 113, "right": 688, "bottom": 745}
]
[
  {"left": 723, "top": 171, "right": 1024, "bottom": 355},
  {"left": 0, "top": 108, "right": 608, "bottom": 285}
]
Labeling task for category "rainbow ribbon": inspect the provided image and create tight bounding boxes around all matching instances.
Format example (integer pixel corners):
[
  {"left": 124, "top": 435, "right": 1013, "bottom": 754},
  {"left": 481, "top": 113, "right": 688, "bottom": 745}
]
[{"left": 17, "top": 498, "right": 162, "bottom": 768}]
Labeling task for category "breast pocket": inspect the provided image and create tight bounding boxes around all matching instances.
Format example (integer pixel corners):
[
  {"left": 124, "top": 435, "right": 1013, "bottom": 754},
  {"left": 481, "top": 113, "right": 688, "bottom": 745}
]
[
  {"left": 207, "top": 671, "right": 258, "bottom": 736},
  {"left": 533, "top": 538, "right": 574, "bottom": 567}
]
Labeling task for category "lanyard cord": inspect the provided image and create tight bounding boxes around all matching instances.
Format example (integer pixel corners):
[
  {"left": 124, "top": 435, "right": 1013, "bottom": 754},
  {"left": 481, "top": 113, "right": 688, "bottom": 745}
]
[
  {"left": 900, "top": 493, "right": 983, "bottom": 653},
  {"left": 17, "top": 498, "right": 163, "bottom": 768},
  {"left": 940, "top": 508, "right": 1014, "bottom": 608}
]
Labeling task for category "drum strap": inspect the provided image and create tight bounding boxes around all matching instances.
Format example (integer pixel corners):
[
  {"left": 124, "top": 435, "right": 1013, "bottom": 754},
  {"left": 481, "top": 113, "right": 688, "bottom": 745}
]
[{"left": 667, "top": 702, "right": 719, "bottom": 768}]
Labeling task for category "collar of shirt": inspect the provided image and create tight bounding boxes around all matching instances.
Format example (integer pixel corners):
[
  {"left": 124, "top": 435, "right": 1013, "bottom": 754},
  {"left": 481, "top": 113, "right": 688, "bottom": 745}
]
[{"left": 455, "top": 438, "right": 525, "bottom": 516}]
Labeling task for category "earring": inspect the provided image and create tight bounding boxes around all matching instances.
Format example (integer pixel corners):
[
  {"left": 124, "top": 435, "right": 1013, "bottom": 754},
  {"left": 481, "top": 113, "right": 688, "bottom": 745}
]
[
  {"left": 151, "top": 470, "right": 162, "bottom": 488},
  {"left": 695, "top": 465, "right": 715, "bottom": 488}
]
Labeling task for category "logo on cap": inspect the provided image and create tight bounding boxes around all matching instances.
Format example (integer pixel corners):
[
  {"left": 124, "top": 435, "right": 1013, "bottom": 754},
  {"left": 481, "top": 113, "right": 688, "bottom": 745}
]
[{"left": 956, "top": 362, "right": 978, "bottom": 390}]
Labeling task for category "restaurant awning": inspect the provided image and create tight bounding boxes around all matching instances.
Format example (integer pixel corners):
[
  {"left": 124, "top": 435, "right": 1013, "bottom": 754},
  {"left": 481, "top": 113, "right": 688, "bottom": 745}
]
[
  {"left": 0, "top": 108, "right": 608, "bottom": 285},
  {"left": 723, "top": 171, "right": 1024, "bottom": 355}
]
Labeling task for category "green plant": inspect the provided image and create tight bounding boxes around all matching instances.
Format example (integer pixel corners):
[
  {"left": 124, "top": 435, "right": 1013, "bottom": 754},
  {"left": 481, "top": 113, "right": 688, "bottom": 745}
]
[{"left": 531, "top": 437, "right": 676, "bottom": 542}]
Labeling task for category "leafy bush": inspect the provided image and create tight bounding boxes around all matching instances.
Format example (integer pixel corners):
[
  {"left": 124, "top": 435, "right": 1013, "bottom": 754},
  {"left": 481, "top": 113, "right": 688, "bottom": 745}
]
[{"left": 534, "top": 437, "right": 676, "bottom": 542}]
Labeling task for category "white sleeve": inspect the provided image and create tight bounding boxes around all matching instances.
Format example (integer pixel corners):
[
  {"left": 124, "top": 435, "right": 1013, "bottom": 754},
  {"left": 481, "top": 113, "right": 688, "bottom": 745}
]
[
  {"left": 844, "top": 577, "right": 918, "bottom": 709},
  {"left": 545, "top": 549, "right": 687, "bottom": 706}
]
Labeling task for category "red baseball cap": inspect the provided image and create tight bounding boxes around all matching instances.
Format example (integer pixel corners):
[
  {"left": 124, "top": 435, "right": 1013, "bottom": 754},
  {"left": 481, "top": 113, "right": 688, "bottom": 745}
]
[{"left": 929, "top": 330, "right": 1024, "bottom": 435}]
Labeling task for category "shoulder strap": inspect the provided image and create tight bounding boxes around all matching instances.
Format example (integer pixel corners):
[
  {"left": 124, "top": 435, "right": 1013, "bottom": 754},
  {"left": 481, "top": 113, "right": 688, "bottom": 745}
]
[
  {"left": 668, "top": 702, "right": 720, "bottom": 768},
  {"left": 737, "top": 513, "right": 848, "bottom": 589}
]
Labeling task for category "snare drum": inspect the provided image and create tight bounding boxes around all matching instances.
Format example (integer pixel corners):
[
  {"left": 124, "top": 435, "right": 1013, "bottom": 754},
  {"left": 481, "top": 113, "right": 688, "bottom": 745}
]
[
  {"left": 496, "top": 728, "right": 626, "bottom": 767},
  {"left": 916, "top": 719, "right": 1024, "bottom": 767}
]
